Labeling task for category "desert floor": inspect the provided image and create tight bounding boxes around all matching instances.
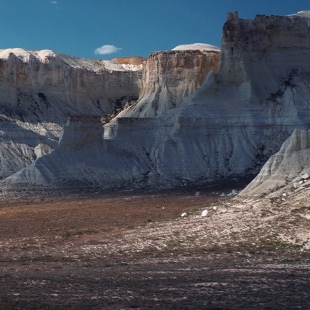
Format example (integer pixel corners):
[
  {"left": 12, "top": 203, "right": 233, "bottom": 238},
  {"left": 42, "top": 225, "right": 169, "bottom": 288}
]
[{"left": 0, "top": 189, "right": 309, "bottom": 309}]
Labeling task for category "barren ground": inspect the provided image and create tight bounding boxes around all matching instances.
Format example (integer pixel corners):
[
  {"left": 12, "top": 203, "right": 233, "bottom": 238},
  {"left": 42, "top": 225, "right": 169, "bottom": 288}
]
[{"left": 0, "top": 189, "right": 309, "bottom": 309}]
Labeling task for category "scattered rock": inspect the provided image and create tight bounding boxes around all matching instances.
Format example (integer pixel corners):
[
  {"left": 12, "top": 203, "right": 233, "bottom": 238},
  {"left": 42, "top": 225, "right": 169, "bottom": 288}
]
[{"left": 201, "top": 210, "right": 208, "bottom": 217}]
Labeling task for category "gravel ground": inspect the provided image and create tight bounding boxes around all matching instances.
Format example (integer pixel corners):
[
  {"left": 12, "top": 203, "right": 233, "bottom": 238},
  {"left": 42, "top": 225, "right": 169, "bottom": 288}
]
[{"left": 0, "top": 190, "right": 309, "bottom": 309}]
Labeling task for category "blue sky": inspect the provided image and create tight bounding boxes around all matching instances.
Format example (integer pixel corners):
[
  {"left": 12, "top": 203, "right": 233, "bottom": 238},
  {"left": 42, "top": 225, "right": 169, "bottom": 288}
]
[{"left": 0, "top": 0, "right": 309, "bottom": 60}]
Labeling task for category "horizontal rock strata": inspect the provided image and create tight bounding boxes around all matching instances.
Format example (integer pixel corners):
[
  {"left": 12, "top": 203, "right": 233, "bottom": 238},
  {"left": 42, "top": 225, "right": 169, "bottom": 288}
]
[
  {"left": 120, "top": 48, "right": 220, "bottom": 117},
  {"left": 0, "top": 49, "right": 143, "bottom": 178},
  {"left": 3, "top": 12, "right": 310, "bottom": 191}
]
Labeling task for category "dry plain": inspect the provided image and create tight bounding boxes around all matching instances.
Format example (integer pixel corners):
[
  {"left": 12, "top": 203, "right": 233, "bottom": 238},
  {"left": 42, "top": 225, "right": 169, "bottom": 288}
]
[{"left": 0, "top": 189, "right": 309, "bottom": 309}]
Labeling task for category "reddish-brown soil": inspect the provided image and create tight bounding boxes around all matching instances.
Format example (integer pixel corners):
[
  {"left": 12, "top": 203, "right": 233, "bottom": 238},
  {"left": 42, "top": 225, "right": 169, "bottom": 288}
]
[
  {"left": 0, "top": 191, "right": 217, "bottom": 241},
  {"left": 0, "top": 191, "right": 309, "bottom": 309}
]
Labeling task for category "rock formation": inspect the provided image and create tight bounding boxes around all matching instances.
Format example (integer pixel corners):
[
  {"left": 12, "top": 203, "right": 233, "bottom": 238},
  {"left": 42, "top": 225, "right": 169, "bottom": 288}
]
[
  {"left": 241, "top": 129, "right": 310, "bottom": 197},
  {"left": 0, "top": 49, "right": 143, "bottom": 122},
  {"left": 118, "top": 44, "right": 220, "bottom": 117},
  {"left": 0, "top": 48, "right": 143, "bottom": 178},
  {"left": 167, "top": 10, "right": 310, "bottom": 178},
  {"left": 5, "top": 115, "right": 152, "bottom": 189},
  {"left": 2, "top": 11, "right": 310, "bottom": 192}
]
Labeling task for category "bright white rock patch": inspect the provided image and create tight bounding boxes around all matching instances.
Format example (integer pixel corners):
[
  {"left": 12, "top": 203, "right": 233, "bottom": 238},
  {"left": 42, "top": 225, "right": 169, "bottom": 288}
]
[
  {"left": 201, "top": 210, "right": 208, "bottom": 217},
  {"left": 172, "top": 43, "right": 220, "bottom": 52}
]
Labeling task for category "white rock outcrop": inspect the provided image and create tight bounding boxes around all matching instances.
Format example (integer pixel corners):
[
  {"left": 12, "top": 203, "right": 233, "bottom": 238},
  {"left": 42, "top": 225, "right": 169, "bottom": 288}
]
[
  {"left": 0, "top": 49, "right": 143, "bottom": 178},
  {"left": 241, "top": 129, "right": 310, "bottom": 197},
  {"left": 0, "top": 48, "right": 142, "bottom": 121},
  {"left": 116, "top": 45, "right": 220, "bottom": 118},
  {"left": 172, "top": 43, "right": 220, "bottom": 52},
  {"left": 3, "top": 12, "right": 310, "bottom": 191}
]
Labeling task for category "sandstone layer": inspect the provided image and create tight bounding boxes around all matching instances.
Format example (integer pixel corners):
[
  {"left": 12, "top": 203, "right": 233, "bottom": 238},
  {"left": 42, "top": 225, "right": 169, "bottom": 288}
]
[{"left": 112, "top": 56, "right": 145, "bottom": 65}]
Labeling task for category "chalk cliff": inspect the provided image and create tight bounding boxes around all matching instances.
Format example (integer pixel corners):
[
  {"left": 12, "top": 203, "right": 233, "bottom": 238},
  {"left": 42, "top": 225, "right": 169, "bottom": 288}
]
[
  {"left": 0, "top": 49, "right": 143, "bottom": 178},
  {"left": 117, "top": 44, "right": 220, "bottom": 117},
  {"left": 166, "top": 10, "right": 310, "bottom": 179},
  {"left": 3, "top": 11, "right": 310, "bottom": 191},
  {"left": 0, "top": 49, "right": 142, "bottom": 121}
]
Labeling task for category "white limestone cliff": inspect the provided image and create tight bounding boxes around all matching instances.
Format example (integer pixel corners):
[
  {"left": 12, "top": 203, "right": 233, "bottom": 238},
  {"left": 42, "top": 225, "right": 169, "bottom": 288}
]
[
  {"left": 165, "top": 10, "right": 310, "bottom": 178},
  {"left": 0, "top": 48, "right": 142, "bottom": 122},
  {"left": 117, "top": 45, "right": 220, "bottom": 118},
  {"left": 0, "top": 49, "right": 143, "bottom": 178},
  {"left": 3, "top": 12, "right": 310, "bottom": 191}
]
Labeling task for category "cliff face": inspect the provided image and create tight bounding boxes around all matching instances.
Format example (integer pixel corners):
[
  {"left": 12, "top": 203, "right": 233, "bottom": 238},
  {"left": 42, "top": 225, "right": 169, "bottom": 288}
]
[
  {"left": 3, "top": 12, "right": 310, "bottom": 191},
  {"left": 0, "top": 48, "right": 143, "bottom": 178},
  {"left": 0, "top": 48, "right": 142, "bottom": 122},
  {"left": 118, "top": 44, "right": 220, "bottom": 117},
  {"left": 176, "top": 11, "right": 310, "bottom": 172},
  {"left": 219, "top": 11, "right": 310, "bottom": 93}
]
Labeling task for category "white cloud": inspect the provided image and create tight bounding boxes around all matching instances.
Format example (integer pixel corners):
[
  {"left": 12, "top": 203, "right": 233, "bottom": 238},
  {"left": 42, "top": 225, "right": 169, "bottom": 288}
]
[{"left": 94, "top": 45, "right": 122, "bottom": 55}]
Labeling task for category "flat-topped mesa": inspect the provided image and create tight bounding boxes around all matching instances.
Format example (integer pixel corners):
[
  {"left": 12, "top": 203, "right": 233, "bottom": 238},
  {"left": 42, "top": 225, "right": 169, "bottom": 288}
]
[
  {"left": 120, "top": 44, "right": 220, "bottom": 117},
  {"left": 219, "top": 11, "right": 310, "bottom": 87}
]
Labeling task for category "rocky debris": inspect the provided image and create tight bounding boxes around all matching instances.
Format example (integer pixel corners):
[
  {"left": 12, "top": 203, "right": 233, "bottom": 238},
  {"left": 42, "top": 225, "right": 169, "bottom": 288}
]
[
  {"left": 201, "top": 209, "right": 208, "bottom": 217},
  {"left": 34, "top": 143, "right": 52, "bottom": 159},
  {"left": 226, "top": 128, "right": 310, "bottom": 252},
  {"left": 0, "top": 192, "right": 309, "bottom": 308},
  {"left": 300, "top": 173, "right": 310, "bottom": 180}
]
